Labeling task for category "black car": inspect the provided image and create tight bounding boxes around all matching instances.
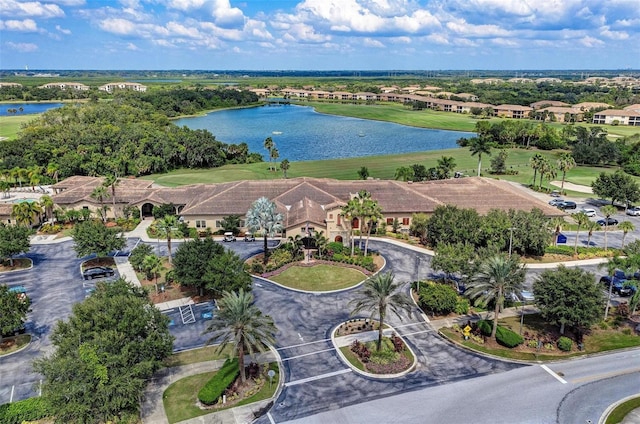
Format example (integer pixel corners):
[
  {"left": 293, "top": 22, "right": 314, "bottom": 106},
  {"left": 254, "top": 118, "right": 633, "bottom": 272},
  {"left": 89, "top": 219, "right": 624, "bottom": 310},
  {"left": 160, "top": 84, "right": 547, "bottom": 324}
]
[
  {"left": 557, "top": 201, "right": 577, "bottom": 210},
  {"left": 599, "top": 276, "right": 634, "bottom": 296},
  {"left": 83, "top": 266, "right": 115, "bottom": 280},
  {"left": 597, "top": 217, "right": 619, "bottom": 226}
]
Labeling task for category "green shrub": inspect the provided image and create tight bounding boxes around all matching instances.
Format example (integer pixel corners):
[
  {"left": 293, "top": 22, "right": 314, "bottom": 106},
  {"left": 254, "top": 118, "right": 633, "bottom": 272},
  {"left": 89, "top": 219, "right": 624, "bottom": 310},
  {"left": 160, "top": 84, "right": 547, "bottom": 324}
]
[
  {"left": 327, "top": 242, "right": 343, "bottom": 254},
  {"left": 476, "top": 320, "right": 492, "bottom": 337},
  {"left": 269, "top": 249, "right": 293, "bottom": 268},
  {"left": 527, "top": 339, "right": 538, "bottom": 348},
  {"left": 0, "top": 397, "right": 51, "bottom": 424},
  {"left": 455, "top": 298, "right": 470, "bottom": 315},
  {"left": 250, "top": 261, "right": 264, "bottom": 274},
  {"left": 197, "top": 358, "right": 239, "bottom": 406},
  {"left": 129, "top": 243, "right": 154, "bottom": 271},
  {"left": 418, "top": 282, "right": 458, "bottom": 315},
  {"left": 557, "top": 336, "right": 572, "bottom": 351},
  {"left": 496, "top": 326, "right": 524, "bottom": 348}
]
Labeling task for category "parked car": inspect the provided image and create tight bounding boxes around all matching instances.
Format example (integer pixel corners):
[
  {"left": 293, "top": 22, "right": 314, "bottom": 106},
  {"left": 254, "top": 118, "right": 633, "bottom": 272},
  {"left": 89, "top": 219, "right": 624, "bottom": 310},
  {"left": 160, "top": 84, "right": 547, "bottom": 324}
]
[
  {"left": 597, "top": 217, "right": 619, "bottom": 226},
  {"left": 599, "top": 276, "right": 635, "bottom": 297},
  {"left": 548, "top": 198, "right": 565, "bottom": 206},
  {"left": 244, "top": 233, "right": 255, "bottom": 242},
  {"left": 627, "top": 206, "right": 640, "bottom": 216},
  {"left": 557, "top": 201, "right": 577, "bottom": 210},
  {"left": 579, "top": 208, "right": 597, "bottom": 217},
  {"left": 550, "top": 190, "right": 561, "bottom": 197},
  {"left": 82, "top": 266, "right": 115, "bottom": 280},
  {"left": 222, "top": 232, "right": 236, "bottom": 242}
]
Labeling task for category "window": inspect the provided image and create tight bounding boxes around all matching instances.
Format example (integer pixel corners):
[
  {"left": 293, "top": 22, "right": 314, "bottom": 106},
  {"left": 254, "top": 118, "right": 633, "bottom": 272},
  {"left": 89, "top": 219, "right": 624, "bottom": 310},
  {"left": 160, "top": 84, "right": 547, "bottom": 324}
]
[
  {"left": 196, "top": 220, "right": 206, "bottom": 228},
  {"left": 337, "top": 215, "right": 341, "bottom": 225},
  {"left": 329, "top": 214, "right": 333, "bottom": 219},
  {"left": 402, "top": 218, "right": 410, "bottom": 225},
  {"left": 301, "top": 226, "right": 315, "bottom": 234},
  {"left": 386, "top": 218, "right": 393, "bottom": 225},
  {"left": 215, "top": 220, "right": 222, "bottom": 228}
]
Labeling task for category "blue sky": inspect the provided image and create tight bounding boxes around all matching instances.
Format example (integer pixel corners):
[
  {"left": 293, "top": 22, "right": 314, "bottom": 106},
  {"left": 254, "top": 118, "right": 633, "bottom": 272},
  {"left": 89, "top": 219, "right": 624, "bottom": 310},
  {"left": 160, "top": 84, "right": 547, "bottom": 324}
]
[{"left": 1, "top": 0, "right": 639, "bottom": 70}]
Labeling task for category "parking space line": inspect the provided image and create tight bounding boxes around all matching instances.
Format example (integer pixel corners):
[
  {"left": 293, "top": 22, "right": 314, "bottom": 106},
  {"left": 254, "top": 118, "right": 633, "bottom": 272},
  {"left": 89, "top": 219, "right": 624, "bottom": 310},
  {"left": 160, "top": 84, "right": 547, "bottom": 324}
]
[
  {"left": 540, "top": 365, "right": 567, "bottom": 384},
  {"left": 285, "top": 369, "right": 352, "bottom": 387},
  {"left": 276, "top": 338, "right": 331, "bottom": 351},
  {"left": 281, "top": 347, "right": 336, "bottom": 361}
]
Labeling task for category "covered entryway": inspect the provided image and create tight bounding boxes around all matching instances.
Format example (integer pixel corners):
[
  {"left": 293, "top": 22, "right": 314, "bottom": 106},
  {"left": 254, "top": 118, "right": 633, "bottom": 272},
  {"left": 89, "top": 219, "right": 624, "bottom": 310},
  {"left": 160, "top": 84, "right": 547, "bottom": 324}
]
[
  {"left": 334, "top": 235, "right": 343, "bottom": 243},
  {"left": 141, "top": 203, "right": 154, "bottom": 218}
]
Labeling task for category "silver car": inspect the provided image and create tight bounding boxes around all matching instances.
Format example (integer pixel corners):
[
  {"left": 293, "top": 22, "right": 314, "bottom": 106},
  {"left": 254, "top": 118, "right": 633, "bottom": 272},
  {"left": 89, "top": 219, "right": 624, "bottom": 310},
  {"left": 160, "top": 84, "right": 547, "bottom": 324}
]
[
  {"left": 627, "top": 207, "right": 640, "bottom": 216},
  {"left": 579, "top": 208, "right": 597, "bottom": 217}
]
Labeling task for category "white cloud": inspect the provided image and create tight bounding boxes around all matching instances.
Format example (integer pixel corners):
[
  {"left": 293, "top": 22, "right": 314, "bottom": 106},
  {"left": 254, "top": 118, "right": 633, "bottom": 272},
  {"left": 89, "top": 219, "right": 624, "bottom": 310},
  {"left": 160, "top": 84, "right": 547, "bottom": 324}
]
[
  {"left": 210, "top": 0, "right": 244, "bottom": 28},
  {"left": 47, "top": 0, "right": 85, "bottom": 5},
  {"left": 166, "top": 21, "right": 201, "bottom": 38},
  {"left": 599, "top": 27, "right": 628, "bottom": 40},
  {"left": 491, "top": 37, "right": 519, "bottom": 47},
  {"left": 55, "top": 24, "right": 71, "bottom": 34},
  {"left": 446, "top": 19, "right": 510, "bottom": 38},
  {"left": 283, "top": 22, "right": 331, "bottom": 43},
  {"left": 4, "top": 41, "right": 38, "bottom": 52},
  {"left": 125, "top": 42, "right": 139, "bottom": 50},
  {"left": 0, "top": 18, "right": 38, "bottom": 31},
  {"left": 579, "top": 35, "right": 604, "bottom": 47},
  {"left": 0, "top": 0, "right": 65, "bottom": 18},
  {"left": 363, "top": 37, "right": 384, "bottom": 47},
  {"left": 165, "top": 0, "right": 206, "bottom": 11},
  {"left": 99, "top": 18, "right": 137, "bottom": 35}
]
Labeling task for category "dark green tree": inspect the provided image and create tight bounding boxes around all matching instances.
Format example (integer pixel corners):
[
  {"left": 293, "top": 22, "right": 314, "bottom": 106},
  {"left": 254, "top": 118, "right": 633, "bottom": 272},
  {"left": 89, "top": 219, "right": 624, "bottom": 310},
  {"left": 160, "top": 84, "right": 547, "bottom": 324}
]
[
  {"left": 533, "top": 265, "right": 604, "bottom": 335},
  {"left": 71, "top": 220, "right": 126, "bottom": 258},
  {"left": 357, "top": 166, "right": 369, "bottom": 180},
  {"left": 0, "top": 223, "right": 32, "bottom": 266},
  {"left": 220, "top": 214, "right": 241, "bottom": 235},
  {"left": 430, "top": 242, "right": 476, "bottom": 284},
  {"left": 417, "top": 282, "right": 458, "bottom": 316},
  {"left": 128, "top": 243, "right": 154, "bottom": 272},
  {"left": 172, "top": 238, "right": 223, "bottom": 296},
  {"left": 203, "top": 249, "right": 252, "bottom": 294},
  {"left": 0, "top": 284, "right": 30, "bottom": 341},
  {"left": 591, "top": 170, "right": 640, "bottom": 207},
  {"left": 33, "top": 279, "right": 173, "bottom": 423}
]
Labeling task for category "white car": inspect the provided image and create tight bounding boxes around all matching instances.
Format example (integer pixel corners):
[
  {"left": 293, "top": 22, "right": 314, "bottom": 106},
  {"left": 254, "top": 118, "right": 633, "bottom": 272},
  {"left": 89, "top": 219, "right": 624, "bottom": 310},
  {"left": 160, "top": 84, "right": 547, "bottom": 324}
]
[
  {"left": 579, "top": 208, "right": 597, "bottom": 217},
  {"left": 627, "top": 207, "right": 640, "bottom": 216}
]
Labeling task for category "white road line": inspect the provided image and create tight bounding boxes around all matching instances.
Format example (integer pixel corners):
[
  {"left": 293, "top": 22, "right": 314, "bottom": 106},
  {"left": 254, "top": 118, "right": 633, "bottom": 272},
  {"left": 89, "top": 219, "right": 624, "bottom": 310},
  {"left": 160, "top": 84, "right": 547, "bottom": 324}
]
[
  {"left": 10, "top": 385, "right": 14, "bottom": 403},
  {"left": 281, "top": 348, "right": 336, "bottom": 361},
  {"left": 267, "top": 411, "right": 276, "bottom": 424},
  {"left": 396, "top": 328, "right": 437, "bottom": 337},
  {"left": 285, "top": 369, "right": 352, "bottom": 387},
  {"left": 540, "top": 364, "right": 568, "bottom": 384},
  {"left": 276, "top": 338, "right": 331, "bottom": 351}
]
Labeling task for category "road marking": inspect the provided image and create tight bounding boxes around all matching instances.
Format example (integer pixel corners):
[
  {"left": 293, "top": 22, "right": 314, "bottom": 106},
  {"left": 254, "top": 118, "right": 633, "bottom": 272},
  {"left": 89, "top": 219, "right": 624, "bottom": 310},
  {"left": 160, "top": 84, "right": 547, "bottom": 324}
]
[
  {"left": 396, "top": 328, "right": 437, "bottom": 337},
  {"left": 277, "top": 337, "right": 331, "bottom": 351},
  {"left": 541, "top": 364, "right": 567, "bottom": 384},
  {"left": 281, "top": 347, "right": 336, "bottom": 361},
  {"left": 297, "top": 332, "right": 304, "bottom": 342},
  {"left": 10, "top": 386, "right": 14, "bottom": 403},
  {"left": 267, "top": 411, "right": 276, "bottom": 424},
  {"left": 285, "top": 369, "right": 352, "bottom": 387},
  {"left": 570, "top": 367, "right": 640, "bottom": 384}
]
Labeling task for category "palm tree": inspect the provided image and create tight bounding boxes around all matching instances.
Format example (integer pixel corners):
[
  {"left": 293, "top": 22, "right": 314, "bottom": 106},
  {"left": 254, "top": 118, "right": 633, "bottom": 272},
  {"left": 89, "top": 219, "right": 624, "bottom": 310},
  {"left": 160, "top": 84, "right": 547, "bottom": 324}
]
[
  {"left": 0, "top": 180, "right": 10, "bottom": 199},
  {"left": 341, "top": 197, "right": 360, "bottom": 256},
  {"left": 394, "top": 166, "right": 414, "bottom": 182},
  {"left": 11, "top": 201, "right": 43, "bottom": 227},
  {"left": 600, "top": 256, "right": 630, "bottom": 320},
  {"left": 39, "top": 195, "right": 55, "bottom": 223},
  {"left": 465, "top": 254, "right": 526, "bottom": 338},
  {"left": 537, "top": 157, "right": 551, "bottom": 190},
  {"left": 542, "top": 163, "right": 557, "bottom": 191},
  {"left": 102, "top": 174, "right": 120, "bottom": 218},
  {"left": 263, "top": 137, "right": 274, "bottom": 171},
  {"left": 313, "top": 230, "right": 328, "bottom": 258},
  {"left": 204, "top": 289, "right": 277, "bottom": 383},
  {"left": 618, "top": 221, "right": 635, "bottom": 248},
  {"left": 155, "top": 215, "right": 179, "bottom": 264},
  {"left": 280, "top": 159, "right": 290, "bottom": 179},
  {"left": 356, "top": 190, "right": 372, "bottom": 248},
  {"left": 91, "top": 185, "right": 108, "bottom": 222},
  {"left": 436, "top": 156, "right": 456, "bottom": 179},
  {"left": 46, "top": 162, "right": 60, "bottom": 184},
  {"left": 363, "top": 200, "right": 382, "bottom": 256},
  {"left": 469, "top": 137, "right": 492, "bottom": 177},
  {"left": 586, "top": 220, "right": 599, "bottom": 247},
  {"left": 142, "top": 254, "right": 165, "bottom": 294},
  {"left": 557, "top": 153, "right": 576, "bottom": 193},
  {"left": 550, "top": 217, "right": 565, "bottom": 247},
  {"left": 600, "top": 205, "right": 618, "bottom": 250},
  {"left": 348, "top": 272, "right": 413, "bottom": 352},
  {"left": 27, "top": 165, "right": 42, "bottom": 191},
  {"left": 287, "top": 234, "right": 304, "bottom": 259},
  {"left": 246, "top": 197, "right": 284, "bottom": 264},
  {"left": 572, "top": 212, "right": 590, "bottom": 255},
  {"left": 270, "top": 147, "right": 279, "bottom": 171}
]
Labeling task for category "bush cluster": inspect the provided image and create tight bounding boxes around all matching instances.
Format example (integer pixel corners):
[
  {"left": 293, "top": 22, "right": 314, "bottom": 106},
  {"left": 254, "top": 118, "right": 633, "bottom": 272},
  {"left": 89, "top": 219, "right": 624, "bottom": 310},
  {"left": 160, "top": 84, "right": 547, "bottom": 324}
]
[
  {"left": 39, "top": 223, "right": 62, "bottom": 234},
  {"left": 350, "top": 340, "right": 371, "bottom": 363},
  {"left": 0, "top": 397, "right": 51, "bottom": 424},
  {"left": 417, "top": 282, "right": 458, "bottom": 316},
  {"left": 545, "top": 245, "right": 621, "bottom": 258},
  {"left": 557, "top": 336, "right": 573, "bottom": 351},
  {"left": 197, "top": 358, "right": 240, "bottom": 406},
  {"left": 495, "top": 326, "right": 524, "bottom": 348}
]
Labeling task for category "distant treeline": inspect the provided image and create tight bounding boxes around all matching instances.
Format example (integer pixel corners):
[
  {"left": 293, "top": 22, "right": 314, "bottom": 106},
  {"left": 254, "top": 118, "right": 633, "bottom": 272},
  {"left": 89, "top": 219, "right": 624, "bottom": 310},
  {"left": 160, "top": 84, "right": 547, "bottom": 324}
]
[{"left": 0, "top": 88, "right": 263, "bottom": 179}]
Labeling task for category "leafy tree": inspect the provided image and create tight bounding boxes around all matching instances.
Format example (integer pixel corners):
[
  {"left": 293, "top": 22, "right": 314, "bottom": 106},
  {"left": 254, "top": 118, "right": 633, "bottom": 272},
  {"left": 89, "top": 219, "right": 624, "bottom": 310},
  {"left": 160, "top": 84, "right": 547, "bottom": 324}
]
[
  {"left": 409, "top": 213, "right": 429, "bottom": 245},
  {"left": 129, "top": 243, "right": 154, "bottom": 272},
  {"left": 0, "top": 223, "right": 31, "bottom": 266},
  {"left": 426, "top": 205, "right": 482, "bottom": 248},
  {"left": 591, "top": 171, "right": 640, "bottom": 207},
  {"left": 154, "top": 214, "right": 179, "bottom": 264},
  {"left": 557, "top": 153, "right": 576, "bottom": 193},
  {"left": 411, "top": 164, "right": 428, "bottom": 181},
  {"left": 508, "top": 208, "right": 550, "bottom": 256},
  {"left": 33, "top": 279, "right": 173, "bottom": 423},
  {"left": 142, "top": 254, "right": 164, "bottom": 293},
  {"left": 619, "top": 221, "right": 635, "bottom": 248},
  {"left": 220, "top": 214, "right": 241, "bottom": 235},
  {"left": 203, "top": 249, "right": 252, "bottom": 294},
  {"left": 431, "top": 241, "right": 475, "bottom": 284},
  {"left": 71, "top": 220, "right": 126, "bottom": 258},
  {"left": 280, "top": 159, "right": 290, "bottom": 178},
  {"left": 152, "top": 203, "right": 176, "bottom": 219},
  {"left": 489, "top": 150, "right": 508, "bottom": 174},
  {"left": 172, "top": 238, "right": 224, "bottom": 296},
  {"left": 533, "top": 265, "right": 604, "bottom": 335},
  {"left": 246, "top": 197, "right": 284, "bottom": 264},
  {"left": 572, "top": 212, "right": 590, "bottom": 255},
  {"left": 357, "top": 166, "right": 369, "bottom": 180},
  {"left": 394, "top": 166, "right": 414, "bottom": 182},
  {"left": 0, "top": 283, "right": 30, "bottom": 341},
  {"left": 349, "top": 272, "right": 413, "bottom": 352},
  {"left": 204, "top": 289, "right": 277, "bottom": 383},
  {"left": 436, "top": 156, "right": 456, "bottom": 179},
  {"left": 465, "top": 254, "right": 526, "bottom": 338},
  {"left": 417, "top": 282, "right": 458, "bottom": 316}
]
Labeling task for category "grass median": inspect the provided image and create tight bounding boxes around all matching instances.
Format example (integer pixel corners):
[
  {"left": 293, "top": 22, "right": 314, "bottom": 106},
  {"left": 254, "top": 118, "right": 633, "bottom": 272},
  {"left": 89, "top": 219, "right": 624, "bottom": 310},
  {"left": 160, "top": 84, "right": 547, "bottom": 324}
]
[{"left": 269, "top": 264, "right": 366, "bottom": 291}]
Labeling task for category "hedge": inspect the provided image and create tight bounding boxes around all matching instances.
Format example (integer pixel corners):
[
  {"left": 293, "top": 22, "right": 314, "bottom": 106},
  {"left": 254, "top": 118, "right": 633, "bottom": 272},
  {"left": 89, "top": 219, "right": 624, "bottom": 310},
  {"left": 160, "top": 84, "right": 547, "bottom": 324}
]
[
  {"left": 496, "top": 326, "right": 524, "bottom": 348},
  {"left": 477, "top": 320, "right": 492, "bottom": 336},
  {"left": 0, "top": 397, "right": 51, "bottom": 424},
  {"left": 557, "top": 336, "right": 573, "bottom": 352},
  {"left": 197, "top": 358, "right": 240, "bottom": 406}
]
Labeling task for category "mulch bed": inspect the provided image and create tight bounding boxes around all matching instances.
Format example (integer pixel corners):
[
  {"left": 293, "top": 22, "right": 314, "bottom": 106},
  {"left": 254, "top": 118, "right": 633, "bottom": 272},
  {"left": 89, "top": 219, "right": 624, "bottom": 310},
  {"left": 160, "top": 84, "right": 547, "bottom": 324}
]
[{"left": 0, "top": 258, "right": 31, "bottom": 272}]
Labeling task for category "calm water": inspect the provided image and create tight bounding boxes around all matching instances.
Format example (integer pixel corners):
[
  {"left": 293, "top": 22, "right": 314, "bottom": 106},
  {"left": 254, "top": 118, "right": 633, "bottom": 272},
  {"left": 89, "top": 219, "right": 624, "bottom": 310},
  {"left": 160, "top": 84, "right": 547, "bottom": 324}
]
[
  {"left": 175, "top": 104, "right": 473, "bottom": 161},
  {"left": 1, "top": 103, "right": 63, "bottom": 116}
]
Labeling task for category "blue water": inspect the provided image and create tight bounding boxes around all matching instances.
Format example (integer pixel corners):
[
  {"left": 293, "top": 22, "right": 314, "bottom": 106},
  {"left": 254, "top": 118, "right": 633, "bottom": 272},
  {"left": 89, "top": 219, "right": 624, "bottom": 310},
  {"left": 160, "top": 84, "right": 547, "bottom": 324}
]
[
  {"left": 1, "top": 103, "right": 63, "bottom": 116},
  {"left": 175, "top": 104, "right": 473, "bottom": 161}
]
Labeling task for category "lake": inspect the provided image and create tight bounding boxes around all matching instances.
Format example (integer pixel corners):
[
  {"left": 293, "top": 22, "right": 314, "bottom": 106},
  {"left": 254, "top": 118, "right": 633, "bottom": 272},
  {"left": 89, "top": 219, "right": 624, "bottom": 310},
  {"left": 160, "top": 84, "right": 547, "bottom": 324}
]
[
  {"left": 175, "top": 104, "right": 473, "bottom": 161},
  {"left": 1, "top": 103, "right": 63, "bottom": 116}
]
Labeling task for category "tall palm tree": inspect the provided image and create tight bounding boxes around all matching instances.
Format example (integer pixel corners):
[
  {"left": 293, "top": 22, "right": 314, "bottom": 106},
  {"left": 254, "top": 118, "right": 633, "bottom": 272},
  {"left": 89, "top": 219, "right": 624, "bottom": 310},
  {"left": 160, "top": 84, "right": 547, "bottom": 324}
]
[
  {"left": 142, "top": 254, "right": 165, "bottom": 294},
  {"left": 39, "top": 195, "right": 55, "bottom": 223},
  {"left": 102, "top": 174, "right": 120, "bottom": 218},
  {"left": 542, "top": 163, "right": 557, "bottom": 191},
  {"left": 557, "top": 153, "right": 576, "bottom": 193},
  {"left": 394, "top": 166, "right": 414, "bottom": 182},
  {"left": 600, "top": 205, "right": 618, "bottom": 251},
  {"left": 466, "top": 254, "right": 526, "bottom": 338},
  {"left": 155, "top": 215, "right": 179, "bottom": 264},
  {"left": 586, "top": 220, "right": 599, "bottom": 248},
  {"left": 550, "top": 217, "right": 565, "bottom": 247},
  {"left": 356, "top": 190, "right": 372, "bottom": 247},
  {"left": 280, "top": 159, "right": 290, "bottom": 179},
  {"left": 436, "top": 156, "right": 456, "bottom": 179},
  {"left": 348, "top": 272, "right": 413, "bottom": 352},
  {"left": 270, "top": 147, "right": 279, "bottom": 171},
  {"left": 469, "top": 137, "right": 492, "bottom": 177},
  {"left": 263, "top": 137, "right": 274, "bottom": 171},
  {"left": 246, "top": 197, "right": 284, "bottom": 264},
  {"left": 11, "top": 201, "right": 43, "bottom": 227},
  {"left": 27, "top": 165, "right": 42, "bottom": 191},
  {"left": 363, "top": 200, "right": 382, "bottom": 256},
  {"left": 572, "top": 212, "right": 590, "bottom": 255},
  {"left": 204, "top": 289, "right": 277, "bottom": 383},
  {"left": 341, "top": 197, "right": 360, "bottom": 256},
  {"left": 618, "top": 221, "right": 635, "bottom": 248},
  {"left": 600, "top": 256, "right": 630, "bottom": 320},
  {"left": 537, "top": 157, "right": 551, "bottom": 189},
  {"left": 91, "top": 185, "right": 108, "bottom": 222}
]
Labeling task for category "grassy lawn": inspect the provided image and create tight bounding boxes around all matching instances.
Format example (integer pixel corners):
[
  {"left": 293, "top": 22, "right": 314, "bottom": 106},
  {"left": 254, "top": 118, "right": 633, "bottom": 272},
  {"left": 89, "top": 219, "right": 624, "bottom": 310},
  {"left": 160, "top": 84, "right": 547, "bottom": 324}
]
[
  {"left": 163, "top": 363, "right": 279, "bottom": 424},
  {"left": 0, "top": 115, "right": 36, "bottom": 140},
  {"left": 605, "top": 397, "right": 640, "bottom": 424},
  {"left": 270, "top": 264, "right": 365, "bottom": 291},
  {"left": 0, "top": 334, "right": 31, "bottom": 356},
  {"left": 163, "top": 345, "right": 233, "bottom": 368}
]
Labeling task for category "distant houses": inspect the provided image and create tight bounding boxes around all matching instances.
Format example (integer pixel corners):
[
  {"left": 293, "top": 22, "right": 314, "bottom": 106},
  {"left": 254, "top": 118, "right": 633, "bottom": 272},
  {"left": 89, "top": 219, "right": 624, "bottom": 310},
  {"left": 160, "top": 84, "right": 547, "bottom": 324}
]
[{"left": 98, "top": 82, "right": 147, "bottom": 93}]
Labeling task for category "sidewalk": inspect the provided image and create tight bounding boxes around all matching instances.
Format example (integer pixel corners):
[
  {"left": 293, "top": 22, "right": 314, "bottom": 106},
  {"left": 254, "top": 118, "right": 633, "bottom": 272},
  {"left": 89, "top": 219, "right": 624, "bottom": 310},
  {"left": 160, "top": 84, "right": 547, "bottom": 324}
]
[{"left": 426, "top": 304, "right": 540, "bottom": 331}]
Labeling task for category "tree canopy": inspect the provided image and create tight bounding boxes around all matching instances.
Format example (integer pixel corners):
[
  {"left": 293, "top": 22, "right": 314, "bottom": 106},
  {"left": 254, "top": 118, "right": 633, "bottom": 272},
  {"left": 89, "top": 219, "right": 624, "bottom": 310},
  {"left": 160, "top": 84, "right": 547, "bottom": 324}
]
[
  {"left": 33, "top": 279, "right": 173, "bottom": 423},
  {"left": 71, "top": 219, "right": 126, "bottom": 258},
  {"left": 0, "top": 283, "right": 30, "bottom": 339},
  {"left": 0, "top": 223, "right": 31, "bottom": 266},
  {"left": 591, "top": 170, "right": 640, "bottom": 207}
]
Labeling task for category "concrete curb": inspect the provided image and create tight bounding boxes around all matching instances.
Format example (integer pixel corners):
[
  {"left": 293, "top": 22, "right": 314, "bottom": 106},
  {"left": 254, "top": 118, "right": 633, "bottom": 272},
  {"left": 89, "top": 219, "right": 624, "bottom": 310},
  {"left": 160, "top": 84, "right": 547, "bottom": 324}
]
[
  {"left": 0, "top": 258, "right": 33, "bottom": 274},
  {"left": 599, "top": 395, "right": 640, "bottom": 424}
]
